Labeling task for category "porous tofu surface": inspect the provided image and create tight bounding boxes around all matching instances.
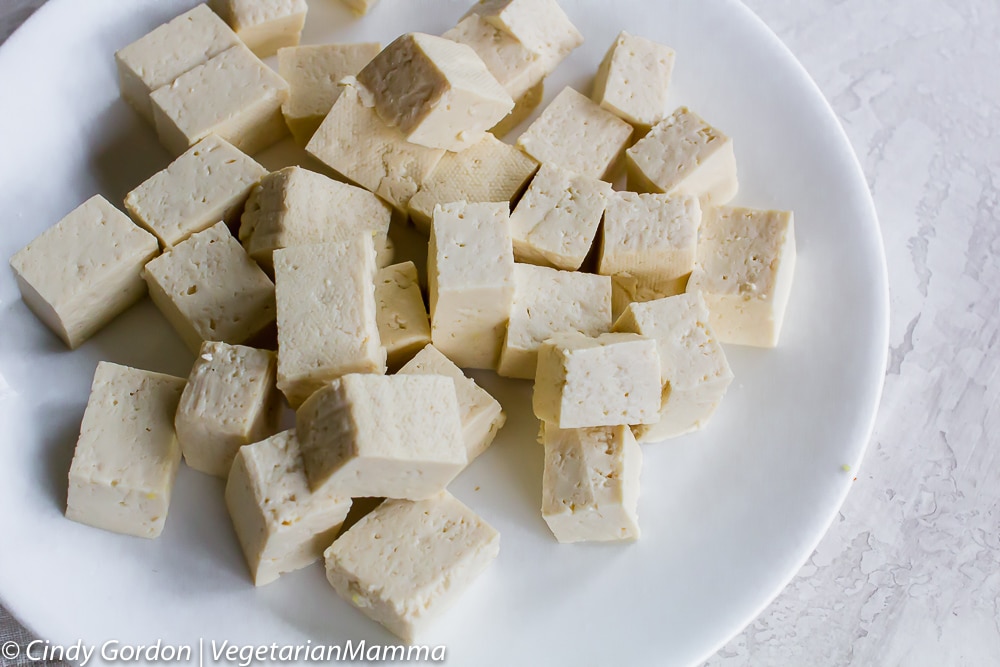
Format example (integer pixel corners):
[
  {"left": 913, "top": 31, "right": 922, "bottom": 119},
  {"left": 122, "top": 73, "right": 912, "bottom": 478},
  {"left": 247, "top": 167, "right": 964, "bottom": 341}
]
[{"left": 592, "top": 31, "right": 675, "bottom": 130}]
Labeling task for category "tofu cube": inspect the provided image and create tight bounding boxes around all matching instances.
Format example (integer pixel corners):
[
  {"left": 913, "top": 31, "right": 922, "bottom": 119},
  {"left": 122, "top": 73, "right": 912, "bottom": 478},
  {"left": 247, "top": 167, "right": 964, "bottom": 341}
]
[
  {"left": 9, "top": 195, "right": 158, "bottom": 349},
  {"left": 324, "top": 492, "right": 499, "bottom": 641},
  {"left": 610, "top": 272, "right": 687, "bottom": 322},
  {"left": 443, "top": 14, "right": 546, "bottom": 101},
  {"left": 273, "top": 237, "right": 385, "bottom": 408},
  {"left": 375, "top": 262, "right": 432, "bottom": 369},
  {"left": 277, "top": 42, "right": 381, "bottom": 145},
  {"left": 115, "top": 4, "right": 241, "bottom": 124},
  {"left": 125, "top": 134, "right": 267, "bottom": 249},
  {"left": 150, "top": 43, "right": 289, "bottom": 156},
  {"left": 598, "top": 191, "right": 701, "bottom": 293},
  {"left": 66, "top": 362, "right": 186, "bottom": 539},
  {"left": 339, "top": 0, "right": 379, "bottom": 15},
  {"left": 464, "top": 0, "right": 583, "bottom": 73},
  {"left": 239, "top": 166, "right": 392, "bottom": 272},
  {"left": 626, "top": 106, "right": 738, "bottom": 205},
  {"left": 592, "top": 31, "right": 675, "bottom": 131},
  {"left": 356, "top": 33, "right": 514, "bottom": 152},
  {"left": 296, "top": 375, "right": 466, "bottom": 499},
  {"left": 428, "top": 201, "right": 515, "bottom": 370},
  {"left": 142, "top": 222, "right": 276, "bottom": 353},
  {"left": 306, "top": 81, "right": 445, "bottom": 212},
  {"left": 498, "top": 264, "right": 612, "bottom": 380},
  {"left": 174, "top": 342, "right": 278, "bottom": 477},
  {"left": 533, "top": 332, "right": 661, "bottom": 429},
  {"left": 541, "top": 424, "right": 642, "bottom": 543},
  {"left": 686, "top": 207, "right": 796, "bottom": 347},
  {"left": 510, "top": 162, "right": 612, "bottom": 270},
  {"left": 209, "top": 0, "right": 308, "bottom": 58},
  {"left": 491, "top": 80, "right": 543, "bottom": 139},
  {"left": 399, "top": 344, "right": 506, "bottom": 463},
  {"left": 408, "top": 134, "right": 538, "bottom": 232},
  {"left": 614, "top": 293, "right": 733, "bottom": 440},
  {"left": 226, "top": 430, "right": 352, "bottom": 585},
  {"left": 516, "top": 87, "right": 633, "bottom": 180}
]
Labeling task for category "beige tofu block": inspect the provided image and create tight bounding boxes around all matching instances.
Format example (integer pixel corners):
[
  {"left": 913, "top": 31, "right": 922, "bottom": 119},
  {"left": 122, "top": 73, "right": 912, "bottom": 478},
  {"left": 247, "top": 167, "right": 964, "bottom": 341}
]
[
  {"left": 498, "top": 264, "right": 612, "bottom": 380},
  {"left": 143, "top": 222, "right": 276, "bottom": 353},
  {"left": 443, "top": 14, "right": 546, "bottom": 101},
  {"left": 491, "top": 81, "right": 543, "bottom": 139},
  {"left": 541, "top": 424, "right": 641, "bottom": 543},
  {"left": 399, "top": 344, "right": 506, "bottom": 463},
  {"left": 209, "top": 0, "right": 307, "bottom": 58},
  {"left": 296, "top": 374, "right": 466, "bottom": 499},
  {"left": 686, "top": 207, "right": 796, "bottom": 348},
  {"left": 614, "top": 293, "right": 733, "bottom": 441},
  {"left": 239, "top": 166, "right": 392, "bottom": 271},
  {"left": 464, "top": 0, "right": 583, "bottom": 73},
  {"left": 533, "top": 332, "right": 661, "bottom": 429},
  {"left": 610, "top": 272, "right": 688, "bottom": 322},
  {"left": 9, "top": 195, "right": 158, "bottom": 349},
  {"left": 407, "top": 134, "right": 539, "bottom": 232},
  {"left": 150, "top": 43, "right": 289, "bottom": 156},
  {"left": 592, "top": 31, "right": 675, "bottom": 131},
  {"left": 375, "top": 262, "right": 431, "bottom": 369},
  {"left": 626, "top": 106, "right": 738, "bottom": 205},
  {"left": 273, "top": 236, "right": 385, "bottom": 408},
  {"left": 115, "top": 4, "right": 241, "bottom": 124},
  {"left": 356, "top": 33, "right": 514, "bottom": 152},
  {"left": 510, "top": 162, "right": 612, "bottom": 270},
  {"left": 277, "top": 42, "right": 381, "bottom": 145},
  {"left": 324, "top": 492, "right": 499, "bottom": 642},
  {"left": 125, "top": 134, "right": 267, "bottom": 249},
  {"left": 428, "top": 202, "right": 515, "bottom": 370},
  {"left": 598, "top": 191, "right": 701, "bottom": 292},
  {"left": 516, "top": 87, "right": 633, "bottom": 180},
  {"left": 226, "top": 430, "right": 352, "bottom": 585},
  {"left": 175, "top": 341, "right": 278, "bottom": 477},
  {"left": 306, "top": 80, "right": 445, "bottom": 212},
  {"left": 66, "top": 362, "right": 186, "bottom": 539},
  {"left": 339, "top": 0, "right": 380, "bottom": 15}
]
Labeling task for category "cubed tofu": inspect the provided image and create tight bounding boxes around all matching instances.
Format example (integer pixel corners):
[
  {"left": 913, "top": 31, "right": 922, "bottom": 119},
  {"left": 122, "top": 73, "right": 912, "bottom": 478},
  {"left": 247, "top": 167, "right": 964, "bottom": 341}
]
[
  {"left": 9, "top": 195, "right": 158, "bottom": 349},
  {"left": 498, "top": 264, "right": 612, "bottom": 380},
  {"left": 356, "top": 33, "right": 514, "bottom": 152},
  {"left": 625, "top": 106, "right": 738, "bottom": 205},
  {"left": 428, "top": 202, "right": 515, "bottom": 370},
  {"left": 375, "top": 262, "right": 432, "bottom": 369},
  {"left": 541, "top": 424, "right": 641, "bottom": 543},
  {"left": 324, "top": 492, "right": 499, "bottom": 641},
  {"left": 239, "top": 166, "right": 392, "bottom": 271},
  {"left": 226, "top": 430, "right": 352, "bottom": 585},
  {"left": 174, "top": 341, "right": 278, "bottom": 477},
  {"left": 125, "top": 134, "right": 267, "bottom": 249},
  {"left": 592, "top": 31, "right": 675, "bottom": 131},
  {"left": 443, "top": 14, "right": 546, "bottom": 101},
  {"left": 306, "top": 80, "right": 445, "bottom": 212},
  {"left": 339, "top": 0, "right": 379, "bottom": 15},
  {"left": 399, "top": 344, "right": 506, "bottom": 463},
  {"left": 516, "top": 87, "right": 633, "bottom": 180},
  {"left": 407, "top": 134, "right": 538, "bottom": 231},
  {"left": 296, "top": 374, "right": 466, "bottom": 499},
  {"left": 509, "top": 162, "right": 612, "bottom": 270},
  {"left": 686, "top": 207, "right": 796, "bottom": 347},
  {"left": 115, "top": 4, "right": 241, "bottom": 124},
  {"left": 150, "top": 43, "right": 289, "bottom": 156},
  {"left": 614, "top": 293, "right": 733, "bottom": 440},
  {"left": 209, "top": 0, "right": 308, "bottom": 58},
  {"left": 598, "top": 191, "right": 701, "bottom": 293},
  {"left": 142, "top": 222, "right": 276, "bottom": 353},
  {"left": 277, "top": 42, "right": 382, "bottom": 145},
  {"left": 491, "top": 81, "right": 543, "bottom": 139},
  {"left": 533, "top": 332, "right": 661, "bottom": 429},
  {"left": 464, "top": 0, "right": 583, "bottom": 73},
  {"left": 66, "top": 362, "right": 186, "bottom": 539},
  {"left": 610, "top": 272, "right": 687, "bottom": 322},
  {"left": 273, "top": 236, "right": 385, "bottom": 408}
]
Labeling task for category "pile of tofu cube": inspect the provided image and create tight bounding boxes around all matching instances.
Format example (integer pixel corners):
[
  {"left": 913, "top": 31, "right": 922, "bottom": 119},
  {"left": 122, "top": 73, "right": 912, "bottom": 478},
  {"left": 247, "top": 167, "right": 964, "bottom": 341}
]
[{"left": 7, "top": 0, "right": 796, "bottom": 643}]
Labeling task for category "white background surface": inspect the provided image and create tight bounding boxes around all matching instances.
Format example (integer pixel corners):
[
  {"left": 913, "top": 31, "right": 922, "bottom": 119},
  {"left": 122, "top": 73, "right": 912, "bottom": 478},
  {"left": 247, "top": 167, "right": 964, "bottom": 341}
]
[{"left": 0, "top": 1, "right": 997, "bottom": 666}]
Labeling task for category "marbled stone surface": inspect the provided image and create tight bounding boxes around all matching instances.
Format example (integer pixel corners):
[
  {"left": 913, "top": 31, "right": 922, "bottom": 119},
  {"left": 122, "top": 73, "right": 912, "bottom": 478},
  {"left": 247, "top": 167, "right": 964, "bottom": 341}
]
[{"left": 1, "top": 1, "right": 997, "bottom": 666}]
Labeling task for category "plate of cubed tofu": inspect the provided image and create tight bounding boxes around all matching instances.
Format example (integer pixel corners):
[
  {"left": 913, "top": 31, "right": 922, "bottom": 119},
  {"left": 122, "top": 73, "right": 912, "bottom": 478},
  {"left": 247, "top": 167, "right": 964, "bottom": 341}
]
[{"left": 0, "top": 0, "right": 888, "bottom": 665}]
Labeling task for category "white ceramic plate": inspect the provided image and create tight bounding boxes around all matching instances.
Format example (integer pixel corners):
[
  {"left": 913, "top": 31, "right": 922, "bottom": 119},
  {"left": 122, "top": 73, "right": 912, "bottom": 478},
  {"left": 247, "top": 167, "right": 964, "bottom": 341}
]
[{"left": 0, "top": 1, "right": 888, "bottom": 666}]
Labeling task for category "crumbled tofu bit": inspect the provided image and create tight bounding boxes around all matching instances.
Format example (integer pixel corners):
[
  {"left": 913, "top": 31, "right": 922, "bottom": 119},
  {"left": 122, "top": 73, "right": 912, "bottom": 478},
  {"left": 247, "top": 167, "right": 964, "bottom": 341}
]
[
  {"left": 463, "top": 0, "right": 584, "bottom": 73},
  {"left": 208, "top": 0, "right": 308, "bottom": 58},
  {"left": 375, "top": 262, "right": 432, "bottom": 369},
  {"left": 443, "top": 14, "right": 546, "bottom": 100},
  {"left": 592, "top": 31, "right": 675, "bottom": 130}
]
